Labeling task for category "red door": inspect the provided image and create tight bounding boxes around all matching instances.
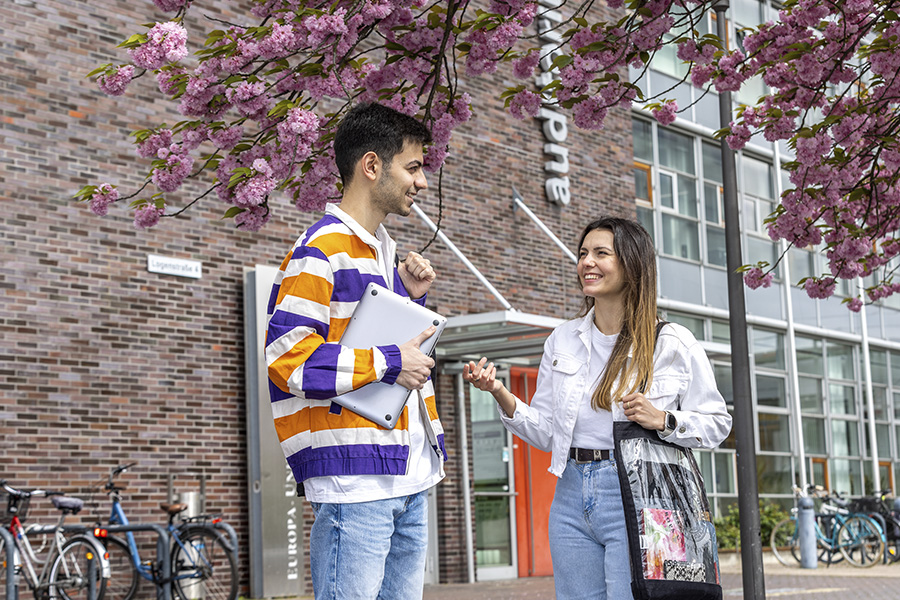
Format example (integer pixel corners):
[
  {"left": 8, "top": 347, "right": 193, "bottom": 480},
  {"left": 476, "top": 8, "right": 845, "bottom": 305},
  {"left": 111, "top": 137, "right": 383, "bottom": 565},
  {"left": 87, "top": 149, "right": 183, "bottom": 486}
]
[{"left": 510, "top": 367, "right": 556, "bottom": 577}]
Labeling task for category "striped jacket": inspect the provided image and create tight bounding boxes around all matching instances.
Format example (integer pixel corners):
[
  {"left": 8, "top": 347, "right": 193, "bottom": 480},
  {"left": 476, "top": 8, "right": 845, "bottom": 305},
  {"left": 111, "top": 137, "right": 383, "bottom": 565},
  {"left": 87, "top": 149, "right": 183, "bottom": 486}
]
[{"left": 266, "top": 205, "right": 446, "bottom": 486}]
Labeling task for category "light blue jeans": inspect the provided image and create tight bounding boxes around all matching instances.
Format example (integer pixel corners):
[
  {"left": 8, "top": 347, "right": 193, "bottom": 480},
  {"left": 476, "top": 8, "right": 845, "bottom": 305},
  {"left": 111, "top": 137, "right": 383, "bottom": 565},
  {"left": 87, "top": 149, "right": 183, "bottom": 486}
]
[
  {"left": 309, "top": 491, "right": 429, "bottom": 600},
  {"left": 549, "top": 455, "right": 634, "bottom": 600}
]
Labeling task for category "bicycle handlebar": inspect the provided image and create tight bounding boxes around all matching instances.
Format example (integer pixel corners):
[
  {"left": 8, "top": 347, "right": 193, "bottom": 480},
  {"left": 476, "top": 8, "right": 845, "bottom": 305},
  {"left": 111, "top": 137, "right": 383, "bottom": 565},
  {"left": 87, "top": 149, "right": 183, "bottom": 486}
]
[
  {"left": 105, "top": 462, "right": 138, "bottom": 491},
  {"left": 1, "top": 480, "right": 62, "bottom": 499}
]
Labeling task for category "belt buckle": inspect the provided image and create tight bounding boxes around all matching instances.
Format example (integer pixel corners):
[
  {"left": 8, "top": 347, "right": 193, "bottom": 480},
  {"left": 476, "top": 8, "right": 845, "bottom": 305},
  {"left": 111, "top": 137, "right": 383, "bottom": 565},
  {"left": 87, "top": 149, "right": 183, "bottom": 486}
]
[{"left": 572, "top": 448, "right": 591, "bottom": 464}]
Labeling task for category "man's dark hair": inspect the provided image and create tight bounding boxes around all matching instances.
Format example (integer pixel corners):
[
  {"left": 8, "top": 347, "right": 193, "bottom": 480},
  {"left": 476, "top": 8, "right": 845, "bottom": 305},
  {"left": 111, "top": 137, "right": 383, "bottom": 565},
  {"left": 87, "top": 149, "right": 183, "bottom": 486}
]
[{"left": 333, "top": 103, "right": 432, "bottom": 186}]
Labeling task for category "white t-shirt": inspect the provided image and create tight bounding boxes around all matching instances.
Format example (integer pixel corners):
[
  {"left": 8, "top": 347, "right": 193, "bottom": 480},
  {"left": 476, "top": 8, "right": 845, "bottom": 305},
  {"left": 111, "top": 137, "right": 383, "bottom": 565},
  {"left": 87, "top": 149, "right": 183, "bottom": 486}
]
[{"left": 570, "top": 326, "right": 617, "bottom": 450}]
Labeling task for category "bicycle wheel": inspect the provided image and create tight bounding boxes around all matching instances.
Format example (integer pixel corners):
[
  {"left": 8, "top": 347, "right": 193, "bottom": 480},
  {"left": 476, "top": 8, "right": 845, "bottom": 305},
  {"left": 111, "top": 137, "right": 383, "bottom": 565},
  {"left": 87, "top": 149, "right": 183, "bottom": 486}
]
[
  {"left": 103, "top": 536, "right": 140, "bottom": 600},
  {"left": 837, "top": 516, "right": 884, "bottom": 567},
  {"left": 170, "top": 527, "right": 237, "bottom": 600},
  {"left": 49, "top": 536, "right": 109, "bottom": 600},
  {"left": 770, "top": 517, "right": 800, "bottom": 566}
]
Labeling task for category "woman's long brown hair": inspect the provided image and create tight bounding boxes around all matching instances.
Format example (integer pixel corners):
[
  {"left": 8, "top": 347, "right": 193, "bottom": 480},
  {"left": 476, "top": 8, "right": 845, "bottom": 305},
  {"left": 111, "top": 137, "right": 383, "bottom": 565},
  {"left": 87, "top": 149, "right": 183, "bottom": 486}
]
[{"left": 575, "top": 217, "right": 658, "bottom": 411}]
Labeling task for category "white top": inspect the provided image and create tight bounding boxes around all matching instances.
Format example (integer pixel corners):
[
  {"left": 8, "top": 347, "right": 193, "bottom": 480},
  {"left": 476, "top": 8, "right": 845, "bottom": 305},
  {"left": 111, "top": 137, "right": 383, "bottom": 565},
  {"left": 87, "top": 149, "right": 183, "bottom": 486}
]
[
  {"left": 570, "top": 326, "right": 616, "bottom": 449},
  {"left": 500, "top": 309, "right": 733, "bottom": 477},
  {"left": 302, "top": 205, "right": 444, "bottom": 503}
]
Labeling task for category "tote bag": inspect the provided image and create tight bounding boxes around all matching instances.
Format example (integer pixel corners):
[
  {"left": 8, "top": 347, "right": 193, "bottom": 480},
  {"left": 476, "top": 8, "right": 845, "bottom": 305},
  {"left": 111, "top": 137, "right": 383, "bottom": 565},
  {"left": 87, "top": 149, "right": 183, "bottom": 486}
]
[
  {"left": 613, "top": 422, "right": 722, "bottom": 600},
  {"left": 613, "top": 324, "right": 723, "bottom": 599}
]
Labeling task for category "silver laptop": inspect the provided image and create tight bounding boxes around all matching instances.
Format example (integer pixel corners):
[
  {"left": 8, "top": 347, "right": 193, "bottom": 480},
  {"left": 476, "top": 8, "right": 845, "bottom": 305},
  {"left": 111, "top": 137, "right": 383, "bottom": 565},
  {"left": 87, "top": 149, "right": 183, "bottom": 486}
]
[{"left": 335, "top": 282, "right": 447, "bottom": 428}]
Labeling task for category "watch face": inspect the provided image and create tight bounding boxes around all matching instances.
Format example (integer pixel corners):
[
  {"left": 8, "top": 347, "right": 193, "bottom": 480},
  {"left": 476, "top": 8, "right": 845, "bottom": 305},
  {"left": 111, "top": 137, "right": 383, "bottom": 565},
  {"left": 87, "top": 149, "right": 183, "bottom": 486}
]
[{"left": 666, "top": 413, "right": 677, "bottom": 431}]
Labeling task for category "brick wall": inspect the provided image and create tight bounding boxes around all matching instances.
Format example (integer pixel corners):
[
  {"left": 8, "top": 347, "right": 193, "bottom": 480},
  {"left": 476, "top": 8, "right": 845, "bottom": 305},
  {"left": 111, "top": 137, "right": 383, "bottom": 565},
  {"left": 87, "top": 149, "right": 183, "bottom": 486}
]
[{"left": 1, "top": 0, "right": 633, "bottom": 595}]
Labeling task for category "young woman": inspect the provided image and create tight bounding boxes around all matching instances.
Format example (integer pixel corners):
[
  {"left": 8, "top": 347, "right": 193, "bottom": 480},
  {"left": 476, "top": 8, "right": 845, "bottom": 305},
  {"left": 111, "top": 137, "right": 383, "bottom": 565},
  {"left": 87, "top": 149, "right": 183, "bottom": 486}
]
[{"left": 464, "top": 216, "right": 732, "bottom": 600}]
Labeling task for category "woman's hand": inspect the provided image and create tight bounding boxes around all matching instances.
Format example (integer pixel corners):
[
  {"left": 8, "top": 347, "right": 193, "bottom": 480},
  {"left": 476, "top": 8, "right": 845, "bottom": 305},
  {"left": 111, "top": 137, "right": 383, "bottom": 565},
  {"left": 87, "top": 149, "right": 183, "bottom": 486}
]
[
  {"left": 621, "top": 392, "right": 667, "bottom": 432},
  {"left": 463, "top": 357, "right": 502, "bottom": 393},
  {"left": 463, "top": 357, "right": 517, "bottom": 418}
]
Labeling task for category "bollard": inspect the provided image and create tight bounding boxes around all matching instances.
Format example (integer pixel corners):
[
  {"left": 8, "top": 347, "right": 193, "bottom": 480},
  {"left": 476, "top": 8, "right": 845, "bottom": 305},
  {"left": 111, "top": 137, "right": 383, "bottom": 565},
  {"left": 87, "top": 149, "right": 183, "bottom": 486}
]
[{"left": 798, "top": 496, "right": 817, "bottom": 569}]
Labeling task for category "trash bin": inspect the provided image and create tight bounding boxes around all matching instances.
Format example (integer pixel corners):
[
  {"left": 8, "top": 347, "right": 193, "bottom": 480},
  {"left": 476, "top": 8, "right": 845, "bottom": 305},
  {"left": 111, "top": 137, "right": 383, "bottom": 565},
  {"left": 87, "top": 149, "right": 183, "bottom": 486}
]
[
  {"left": 173, "top": 491, "right": 204, "bottom": 600},
  {"left": 175, "top": 491, "right": 202, "bottom": 519}
]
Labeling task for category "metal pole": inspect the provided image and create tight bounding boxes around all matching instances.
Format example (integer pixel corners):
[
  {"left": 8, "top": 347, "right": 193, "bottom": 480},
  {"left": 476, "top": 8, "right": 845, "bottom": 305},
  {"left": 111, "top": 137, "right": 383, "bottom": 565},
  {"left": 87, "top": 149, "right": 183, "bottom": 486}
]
[
  {"left": 456, "top": 373, "right": 476, "bottom": 583},
  {"left": 858, "top": 279, "right": 880, "bottom": 492},
  {"left": 511, "top": 187, "right": 579, "bottom": 263},
  {"left": 713, "top": 1, "right": 766, "bottom": 597},
  {"left": 411, "top": 203, "right": 515, "bottom": 310},
  {"left": 0, "top": 526, "right": 17, "bottom": 600}
]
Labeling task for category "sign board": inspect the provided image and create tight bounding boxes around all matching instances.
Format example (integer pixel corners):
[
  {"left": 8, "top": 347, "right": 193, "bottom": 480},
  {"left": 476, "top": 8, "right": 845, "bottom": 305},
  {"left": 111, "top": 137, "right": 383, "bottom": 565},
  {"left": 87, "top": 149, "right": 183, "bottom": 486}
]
[{"left": 147, "top": 254, "right": 202, "bottom": 279}]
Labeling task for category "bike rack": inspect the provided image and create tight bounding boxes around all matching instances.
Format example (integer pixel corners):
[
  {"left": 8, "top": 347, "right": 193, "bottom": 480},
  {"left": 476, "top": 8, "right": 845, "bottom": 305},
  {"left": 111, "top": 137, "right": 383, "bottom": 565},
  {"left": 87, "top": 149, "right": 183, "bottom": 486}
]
[
  {"left": 213, "top": 520, "right": 239, "bottom": 562},
  {"left": 30, "top": 523, "right": 173, "bottom": 600},
  {"left": 105, "top": 523, "right": 172, "bottom": 600},
  {"left": 1, "top": 526, "right": 16, "bottom": 600},
  {"left": 19, "top": 524, "right": 113, "bottom": 600}
]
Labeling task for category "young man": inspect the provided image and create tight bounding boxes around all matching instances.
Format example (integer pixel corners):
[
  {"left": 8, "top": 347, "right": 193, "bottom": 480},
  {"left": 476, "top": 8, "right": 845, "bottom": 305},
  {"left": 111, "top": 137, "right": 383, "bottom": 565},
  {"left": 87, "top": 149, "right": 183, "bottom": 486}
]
[{"left": 265, "top": 103, "right": 447, "bottom": 600}]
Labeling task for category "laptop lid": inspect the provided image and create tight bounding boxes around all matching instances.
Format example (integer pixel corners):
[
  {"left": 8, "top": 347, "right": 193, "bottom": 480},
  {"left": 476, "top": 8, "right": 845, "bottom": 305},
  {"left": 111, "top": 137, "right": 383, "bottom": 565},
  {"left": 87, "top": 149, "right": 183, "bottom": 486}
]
[{"left": 334, "top": 282, "right": 447, "bottom": 429}]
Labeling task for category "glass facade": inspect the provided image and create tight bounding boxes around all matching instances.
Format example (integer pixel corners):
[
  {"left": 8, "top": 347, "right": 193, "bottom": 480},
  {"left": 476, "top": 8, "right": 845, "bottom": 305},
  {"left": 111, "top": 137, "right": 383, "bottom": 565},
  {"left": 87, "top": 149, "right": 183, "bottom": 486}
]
[{"left": 633, "top": 0, "right": 900, "bottom": 507}]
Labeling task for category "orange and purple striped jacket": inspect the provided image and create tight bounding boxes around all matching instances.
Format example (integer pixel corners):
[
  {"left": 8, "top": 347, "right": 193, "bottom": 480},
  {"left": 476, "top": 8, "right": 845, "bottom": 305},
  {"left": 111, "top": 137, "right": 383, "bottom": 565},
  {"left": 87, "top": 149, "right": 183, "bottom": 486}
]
[{"left": 265, "top": 207, "right": 446, "bottom": 485}]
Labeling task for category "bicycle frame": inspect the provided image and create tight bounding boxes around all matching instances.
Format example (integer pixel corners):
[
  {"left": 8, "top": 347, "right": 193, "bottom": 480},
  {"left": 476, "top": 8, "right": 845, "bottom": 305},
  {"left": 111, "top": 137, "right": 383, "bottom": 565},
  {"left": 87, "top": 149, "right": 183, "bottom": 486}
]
[
  {"left": 108, "top": 495, "right": 155, "bottom": 582},
  {"left": 108, "top": 491, "right": 218, "bottom": 584}
]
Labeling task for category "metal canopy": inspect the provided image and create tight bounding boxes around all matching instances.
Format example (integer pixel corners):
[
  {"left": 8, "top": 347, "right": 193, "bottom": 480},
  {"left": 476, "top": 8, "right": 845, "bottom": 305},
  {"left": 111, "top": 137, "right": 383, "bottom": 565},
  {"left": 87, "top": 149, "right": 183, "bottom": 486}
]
[{"left": 435, "top": 310, "right": 564, "bottom": 365}]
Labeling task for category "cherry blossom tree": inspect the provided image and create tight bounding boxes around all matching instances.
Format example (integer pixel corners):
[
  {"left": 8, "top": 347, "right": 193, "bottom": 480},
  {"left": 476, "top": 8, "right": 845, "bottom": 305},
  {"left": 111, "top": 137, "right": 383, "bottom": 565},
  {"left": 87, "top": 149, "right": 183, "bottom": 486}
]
[{"left": 74, "top": 0, "right": 900, "bottom": 307}]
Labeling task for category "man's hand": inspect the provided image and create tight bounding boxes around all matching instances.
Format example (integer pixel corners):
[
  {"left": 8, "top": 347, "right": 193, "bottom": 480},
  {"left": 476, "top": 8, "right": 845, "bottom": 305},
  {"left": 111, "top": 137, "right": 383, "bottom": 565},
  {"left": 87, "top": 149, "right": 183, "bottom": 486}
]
[
  {"left": 395, "top": 325, "right": 437, "bottom": 390},
  {"left": 398, "top": 251, "right": 436, "bottom": 300}
]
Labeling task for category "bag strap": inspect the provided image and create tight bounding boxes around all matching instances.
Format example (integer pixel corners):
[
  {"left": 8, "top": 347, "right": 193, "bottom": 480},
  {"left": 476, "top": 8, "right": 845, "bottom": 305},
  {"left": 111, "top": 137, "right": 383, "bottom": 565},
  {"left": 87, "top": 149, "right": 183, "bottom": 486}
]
[{"left": 637, "top": 320, "right": 668, "bottom": 394}]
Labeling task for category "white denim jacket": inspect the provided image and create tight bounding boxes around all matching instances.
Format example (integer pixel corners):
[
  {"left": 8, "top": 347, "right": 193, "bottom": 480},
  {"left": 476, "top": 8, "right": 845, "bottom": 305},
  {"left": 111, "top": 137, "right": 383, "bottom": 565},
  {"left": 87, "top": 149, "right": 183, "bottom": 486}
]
[{"left": 500, "top": 309, "right": 733, "bottom": 477}]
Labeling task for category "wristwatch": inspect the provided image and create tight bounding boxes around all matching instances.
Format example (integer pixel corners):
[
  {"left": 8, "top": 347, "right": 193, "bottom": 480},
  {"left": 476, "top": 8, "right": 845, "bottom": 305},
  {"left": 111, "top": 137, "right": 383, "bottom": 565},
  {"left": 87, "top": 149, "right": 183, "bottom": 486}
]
[{"left": 662, "top": 411, "right": 677, "bottom": 436}]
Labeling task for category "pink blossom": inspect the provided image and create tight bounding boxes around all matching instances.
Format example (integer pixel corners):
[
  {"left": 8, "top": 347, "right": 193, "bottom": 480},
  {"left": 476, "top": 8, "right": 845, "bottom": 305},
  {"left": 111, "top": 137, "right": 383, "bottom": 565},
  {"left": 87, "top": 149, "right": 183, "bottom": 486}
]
[
  {"left": 512, "top": 51, "right": 540, "bottom": 80},
  {"left": 89, "top": 183, "right": 119, "bottom": 216},
  {"left": 847, "top": 297, "right": 863, "bottom": 312},
  {"left": 151, "top": 146, "right": 194, "bottom": 193},
  {"left": 98, "top": 65, "right": 134, "bottom": 96},
  {"left": 226, "top": 81, "right": 270, "bottom": 118},
  {"left": 152, "top": 0, "right": 188, "bottom": 11},
  {"left": 572, "top": 96, "right": 608, "bottom": 130},
  {"left": 652, "top": 101, "right": 677, "bottom": 126},
  {"left": 804, "top": 277, "right": 837, "bottom": 299},
  {"left": 234, "top": 205, "right": 271, "bottom": 231},
  {"left": 743, "top": 267, "right": 774, "bottom": 289},
  {"left": 157, "top": 67, "right": 186, "bottom": 96},
  {"left": 129, "top": 22, "right": 189, "bottom": 70},
  {"left": 136, "top": 129, "right": 174, "bottom": 159},
  {"left": 209, "top": 126, "right": 243, "bottom": 151},
  {"left": 507, "top": 89, "right": 542, "bottom": 120},
  {"left": 133, "top": 204, "right": 164, "bottom": 229}
]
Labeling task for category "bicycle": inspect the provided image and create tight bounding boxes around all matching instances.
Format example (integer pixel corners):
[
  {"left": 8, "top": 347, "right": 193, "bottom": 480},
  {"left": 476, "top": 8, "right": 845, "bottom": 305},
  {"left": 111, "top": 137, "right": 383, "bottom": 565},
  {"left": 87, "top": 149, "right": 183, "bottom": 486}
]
[
  {"left": 848, "top": 489, "right": 900, "bottom": 564},
  {"left": 1, "top": 480, "right": 110, "bottom": 600},
  {"left": 98, "top": 464, "right": 237, "bottom": 600},
  {"left": 770, "top": 485, "right": 885, "bottom": 568}
]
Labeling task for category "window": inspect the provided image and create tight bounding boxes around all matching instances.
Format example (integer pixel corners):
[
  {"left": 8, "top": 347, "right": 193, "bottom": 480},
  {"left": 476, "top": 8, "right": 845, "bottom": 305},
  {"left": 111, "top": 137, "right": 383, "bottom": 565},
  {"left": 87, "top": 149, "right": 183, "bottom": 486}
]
[
  {"left": 634, "top": 163, "right": 652, "bottom": 204},
  {"left": 827, "top": 342, "right": 855, "bottom": 380},
  {"left": 798, "top": 376, "right": 824, "bottom": 414},
  {"left": 702, "top": 142, "right": 726, "bottom": 267},
  {"left": 633, "top": 119, "right": 653, "bottom": 163},
  {"left": 666, "top": 312, "right": 704, "bottom": 340},
  {"left": 832, "top": 420, "right": 860, "bottom": 456},
  {"left": 796, "top": 336, "right": 824, "bottom": 375},
  {"left": 803, "top": 417, "right": 827, "bottom": 454}
]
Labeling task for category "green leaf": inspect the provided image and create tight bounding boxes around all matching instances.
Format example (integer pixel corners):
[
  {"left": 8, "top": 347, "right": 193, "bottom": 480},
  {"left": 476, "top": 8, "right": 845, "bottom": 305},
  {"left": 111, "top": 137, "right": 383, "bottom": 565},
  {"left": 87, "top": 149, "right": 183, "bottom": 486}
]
[
  {"left": 117, "top": 33, "right": 148, "bottom": 50},
  {"left": 549, "top": 54, "right": 573, "bottom": 71},
  {"left": 222, "top": 206, "right": 245, "bottom": 219},
  {"left": 87, "top": 63, "right": 114, "bottom": 78}
]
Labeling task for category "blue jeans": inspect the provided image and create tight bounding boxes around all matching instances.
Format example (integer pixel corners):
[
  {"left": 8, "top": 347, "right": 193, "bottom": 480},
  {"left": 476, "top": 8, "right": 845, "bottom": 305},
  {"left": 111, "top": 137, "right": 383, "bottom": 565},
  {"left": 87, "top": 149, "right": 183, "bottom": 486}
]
[
  {"left": 548, "top": 456, "right": 634, "bottom": 600},
  {"left": 309, "top": 491, "right": 429, "bottom": 600}
]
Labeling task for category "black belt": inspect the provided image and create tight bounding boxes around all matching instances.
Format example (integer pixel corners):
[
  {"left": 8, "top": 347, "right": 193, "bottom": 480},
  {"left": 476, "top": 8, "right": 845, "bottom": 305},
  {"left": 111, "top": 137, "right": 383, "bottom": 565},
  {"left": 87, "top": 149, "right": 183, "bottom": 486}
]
[{"left": 569, "top": 448, "right": 611, "bottom": 463}]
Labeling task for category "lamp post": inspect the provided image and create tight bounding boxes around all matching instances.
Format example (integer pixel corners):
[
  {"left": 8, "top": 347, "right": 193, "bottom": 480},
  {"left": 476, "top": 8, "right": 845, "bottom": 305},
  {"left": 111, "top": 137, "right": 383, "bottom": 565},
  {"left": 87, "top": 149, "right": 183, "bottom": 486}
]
[{"left": 713, "top": 1, "right": 766, "bottom": 597}]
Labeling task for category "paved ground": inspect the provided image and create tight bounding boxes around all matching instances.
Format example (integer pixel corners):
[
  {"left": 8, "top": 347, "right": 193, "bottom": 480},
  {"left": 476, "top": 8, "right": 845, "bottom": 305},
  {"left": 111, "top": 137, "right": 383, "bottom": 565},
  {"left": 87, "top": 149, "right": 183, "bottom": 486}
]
[{"left": 422, "top": 553, "right": 900, "bottom": 599}]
